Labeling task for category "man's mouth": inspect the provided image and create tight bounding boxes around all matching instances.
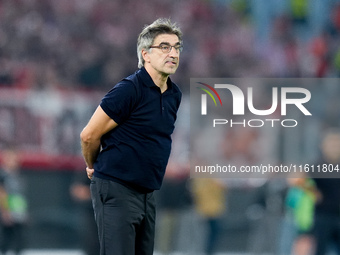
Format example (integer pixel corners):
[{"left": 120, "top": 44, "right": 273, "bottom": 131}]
[{"left": 166, "top": 60, "right": 177, "bottom": 66}]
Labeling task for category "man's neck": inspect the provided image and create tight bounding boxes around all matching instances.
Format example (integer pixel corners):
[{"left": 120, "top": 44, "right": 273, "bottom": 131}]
[{"left": 144, "top": 65, "right": 169, "bottom": 93}]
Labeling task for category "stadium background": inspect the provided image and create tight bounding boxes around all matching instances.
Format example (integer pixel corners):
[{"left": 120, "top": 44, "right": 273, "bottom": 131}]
[{"left": 1, "top": 0, "right": 340, "bottom": 254}]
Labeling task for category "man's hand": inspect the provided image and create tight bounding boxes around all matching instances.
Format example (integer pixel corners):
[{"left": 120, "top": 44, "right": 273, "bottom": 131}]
[
  {"left": 86, "top": 167, "right": 95, "bottom": 180},
  {"left": 80, "top": 106, "right": 118, "bottom": 177}
]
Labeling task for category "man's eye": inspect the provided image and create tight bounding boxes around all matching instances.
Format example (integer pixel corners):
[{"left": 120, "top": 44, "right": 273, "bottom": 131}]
[{"left": 161, "top": 46, "right": 170, "bottom": 50}]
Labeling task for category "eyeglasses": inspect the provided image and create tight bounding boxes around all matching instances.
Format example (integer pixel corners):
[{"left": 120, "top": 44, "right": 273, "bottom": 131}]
[{"left": 149, "top": 43, "right": 183, "bottom": 53}]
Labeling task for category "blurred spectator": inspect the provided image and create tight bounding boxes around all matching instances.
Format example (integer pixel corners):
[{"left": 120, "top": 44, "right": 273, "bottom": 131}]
[
  {"left": 309, "top": 30, "right": 332, "bottom": 77},
  {"left": 333, "top": 46, "right": 340, "bottom": 76},
  {"left": 0, "top": 55, "right": 14, "bottom": 87},
  {"left": 70, "top": 172, "right": 99, "bottom": 255},
  {"left": 327, "top": 2, "right": 340, "bottom": 37},
  {"left": 155, "top": 165, "right": 192, "bottom": 254},
  {"left": 278, "top": 175, "right": 317, "bottom": 255},
  {"left": 290, "top": 0, "right": 309, "bottom": 25},
  {"left": 312, "top": 129, "right": 340, "bottom": 255},
  {"left": 155, "top": 99, "right": 192, "bottom": 254},
  {"left": 0, "top": 147, "right": 28, "bottom": 255},
  {"left": 191, "top": 178, "right": 226, "bottom": 255}
]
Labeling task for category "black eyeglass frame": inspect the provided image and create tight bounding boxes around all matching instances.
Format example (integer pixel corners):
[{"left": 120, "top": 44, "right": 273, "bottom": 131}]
[{"left": 149, "top": 43, "right": 183, "bottom": 53}]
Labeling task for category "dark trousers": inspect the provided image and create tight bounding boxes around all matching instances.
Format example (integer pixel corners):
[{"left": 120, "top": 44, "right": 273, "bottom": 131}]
[
  {"left": 90, "top": 176, "right": 156, "bottom": 255},
  {"left": 0, "top": 223, "right": 24, "bottom": 254},
  {"left": 313, "top": 213, "right": 340, "bottom": 255},
  {"left": 205, "top": 218, "right": 221, "bottom": 255}
]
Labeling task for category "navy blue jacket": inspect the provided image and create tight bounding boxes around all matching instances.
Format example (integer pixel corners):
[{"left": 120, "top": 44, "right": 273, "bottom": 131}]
[{"left": 93, "top": 67, "right": 182, "bottom": 191}]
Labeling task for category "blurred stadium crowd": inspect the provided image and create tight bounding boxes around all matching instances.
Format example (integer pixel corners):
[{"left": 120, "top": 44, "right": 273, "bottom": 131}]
[
  {"left": 1, "top": 0, "right": 340, "bottom": 254},
  {"left": 1, "top": 0, "right": 340, "bottom": 93}
]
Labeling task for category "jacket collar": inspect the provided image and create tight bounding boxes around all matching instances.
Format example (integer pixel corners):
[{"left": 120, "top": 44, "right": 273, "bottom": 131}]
[{"left": 138, "top": 67, "right": 174, "bottom": 93}]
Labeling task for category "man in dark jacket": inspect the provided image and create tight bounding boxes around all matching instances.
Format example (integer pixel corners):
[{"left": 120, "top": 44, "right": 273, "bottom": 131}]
[
  {"left": 80, "top": 18, "right": 183, "bottom": 255},
  {"left": 313, "top": 129, "right": 340, "bottom": 255}
]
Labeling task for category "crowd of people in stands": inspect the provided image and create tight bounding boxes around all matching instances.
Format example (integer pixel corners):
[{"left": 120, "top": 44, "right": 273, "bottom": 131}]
[{"left": 0, "top": 0, "right": 340, "bottom": 93}]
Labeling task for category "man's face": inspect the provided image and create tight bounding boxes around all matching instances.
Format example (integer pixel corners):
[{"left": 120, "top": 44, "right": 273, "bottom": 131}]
[
  {"left": 144, "top": 33, "right": 181, "bottom": 76},
  {"left": 322, "top": 133, "right": 340, "bottom": 163}
]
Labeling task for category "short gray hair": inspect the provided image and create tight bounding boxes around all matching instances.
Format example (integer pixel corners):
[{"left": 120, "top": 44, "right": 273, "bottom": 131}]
[{"left": 137, "top": 18, "right": 183, "bottom": 68}]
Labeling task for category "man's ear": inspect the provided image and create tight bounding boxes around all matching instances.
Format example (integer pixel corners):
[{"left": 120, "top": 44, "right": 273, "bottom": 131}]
[{"left": 142, "top": 49, "right": 150, "bottom": 64}]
